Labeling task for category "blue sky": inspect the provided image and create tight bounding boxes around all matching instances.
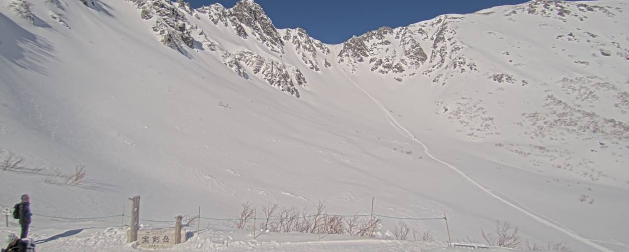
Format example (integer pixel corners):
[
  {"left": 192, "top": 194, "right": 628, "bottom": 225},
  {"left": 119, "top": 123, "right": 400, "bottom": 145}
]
[{"left": 189, "top": 0, "right": 587, "bottom": 44}]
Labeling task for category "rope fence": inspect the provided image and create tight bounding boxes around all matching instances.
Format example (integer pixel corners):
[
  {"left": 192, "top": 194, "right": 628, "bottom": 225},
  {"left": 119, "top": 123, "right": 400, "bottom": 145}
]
[
  {"left": 3, "top": 198, "right": 453, "bottom": 245},
  {"left": 17, "top": 213, "right": 445, "bottom": 224}
]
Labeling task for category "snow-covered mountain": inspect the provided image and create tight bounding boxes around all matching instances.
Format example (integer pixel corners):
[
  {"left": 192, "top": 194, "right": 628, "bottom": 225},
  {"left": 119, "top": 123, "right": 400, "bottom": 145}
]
[{"left": 1, "top": 0, "right": 628, "bottom": 251}]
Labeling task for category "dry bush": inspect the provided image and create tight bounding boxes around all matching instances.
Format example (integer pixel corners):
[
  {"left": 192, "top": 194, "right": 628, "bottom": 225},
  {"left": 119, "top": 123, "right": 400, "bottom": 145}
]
[
  {"left": 243, "top": 201, "right": 382, "bottom": 237},
  {"left": 547, "top": 241, "right": 571, "bottom": 252},
  {"left": 235, "top": 202, "right": 254, "bottom": 229},
  {"left": 344, "top": 213, "right": 381, "bottom": 237},
  {"left": 1, "top": 149, "right": 41, "bottom": 174},
  {"left": 345, "top": 214, "right": 361, "bottom": 236},
  {"left": 524, "top": 240, "right": 545, "bottom": 250},
  {"left": 261, "top": 203, "right": 278, "bottom": 232},
  {"left": 310, "top": 201, "right": 326, "bottom": 233},
  {"left": 1, "top": 150, "right": 24, "bottom": 171},
  {"left": 523, "top": 240, "right": 571, "bottom": 252},
  {"left": 64, "top": 165, "right": 87, "bottom": 185},
  {"left": 393, "top": 221, "right": 411, "bottom": 240},
  {"left": 296, "top": 208, "right": 312, "bottom": 233},
  {"left": 322, "top": 215, "right": 345, "bottom": 234},
  {"left": 277, "top": 206, "right": 299, "bottom": 233},
  {"left": 412, "top": 229, "right": 433, "bottom": 242},
  {"left": 184, "top": 215, "right": 199, "bottom": 227},
  {"left": 482, "top": 221, "right": 571, "bottom": 251},
  {"left": 366, "top": 217, "right": 381, "bottom": 237},
  {"left": 481, "top": 220, "right": 520, "bottom": 248}
]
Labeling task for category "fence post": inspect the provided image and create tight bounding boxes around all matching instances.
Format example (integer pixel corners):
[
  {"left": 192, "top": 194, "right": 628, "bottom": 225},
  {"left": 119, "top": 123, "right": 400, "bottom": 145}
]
[
  {"left": 253, "top": 208, "right": 257, "bottom": 239},
  {"left": 175, "top": 215, "right": 183, "bottom": 244},
  {"left": 128, "top": 196, "right": 140, "bottom": 243},
  {"left": 369, "top": 197, "right": 375, "bottom": 238},
  {"left": 444, "top": 213, "right": 452, "bottom": 247},
  {"left": 197, "top": 206, "right": 200, "bottom": 240},
  {"left": 3, "top": 208, "right": 9, "bottom": 227},
  {"left": 317, "top": 216, "right": 321, "bottom": 241},
  {"left": 121, "top": 204, "right": 125, "bottom": 230}
]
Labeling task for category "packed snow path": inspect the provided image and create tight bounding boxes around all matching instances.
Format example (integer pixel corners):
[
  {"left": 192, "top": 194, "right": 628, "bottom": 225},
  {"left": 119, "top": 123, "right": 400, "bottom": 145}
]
[{"left": 340, "top": 71, "right": 615, "bottom": 252}]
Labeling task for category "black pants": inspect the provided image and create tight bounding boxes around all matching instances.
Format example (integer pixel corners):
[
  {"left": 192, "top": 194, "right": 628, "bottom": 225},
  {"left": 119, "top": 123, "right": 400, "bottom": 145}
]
[{"left": 20, "top": 223, "right": 29, "bottom": 239}]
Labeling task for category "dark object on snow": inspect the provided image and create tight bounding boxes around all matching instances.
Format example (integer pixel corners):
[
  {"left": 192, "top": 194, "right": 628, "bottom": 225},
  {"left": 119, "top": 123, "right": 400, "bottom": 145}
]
[
  {"left": 12, "top": 204, "right": 19, "bottom": 219},
  {"left": 3, "top": 233, "right": 34, "bottom": 252},
  {"left": 17, "top": 195, "right": 32, "bottom": 239},
  {"left": 3, "top": 239, "right": 28, "bottom": 252}
]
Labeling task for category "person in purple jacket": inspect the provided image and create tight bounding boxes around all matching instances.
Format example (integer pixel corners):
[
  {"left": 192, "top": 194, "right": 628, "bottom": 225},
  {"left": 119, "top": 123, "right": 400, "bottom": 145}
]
[{"left": 17, "top": 194, "right": 32, "bottom": 239}]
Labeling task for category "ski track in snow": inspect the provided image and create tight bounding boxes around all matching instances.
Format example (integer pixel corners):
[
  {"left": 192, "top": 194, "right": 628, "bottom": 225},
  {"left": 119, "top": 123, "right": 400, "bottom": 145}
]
[{"left": 340, "top": 71, "right": 615, "bottom": 252}]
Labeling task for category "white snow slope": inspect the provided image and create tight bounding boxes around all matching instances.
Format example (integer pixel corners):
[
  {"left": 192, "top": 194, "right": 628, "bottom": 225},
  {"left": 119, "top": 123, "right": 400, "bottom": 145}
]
[{"left": 1, "top": 0, "right": 628, "bottom": 251}]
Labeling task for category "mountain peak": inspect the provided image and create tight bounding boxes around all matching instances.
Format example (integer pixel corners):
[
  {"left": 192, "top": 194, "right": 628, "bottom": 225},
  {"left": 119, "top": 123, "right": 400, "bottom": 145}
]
[{"left": 228, "top": 0, "right": 284, "bottom": 53}]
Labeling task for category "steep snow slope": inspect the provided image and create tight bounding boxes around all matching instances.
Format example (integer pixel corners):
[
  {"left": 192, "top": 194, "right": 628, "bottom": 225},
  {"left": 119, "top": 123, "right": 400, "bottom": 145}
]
[{"left": 1, "top": 0, "right": 628, "bottom": 251}]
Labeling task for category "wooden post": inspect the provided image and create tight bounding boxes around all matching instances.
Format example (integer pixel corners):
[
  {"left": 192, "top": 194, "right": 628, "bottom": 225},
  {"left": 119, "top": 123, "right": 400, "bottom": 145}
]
[
  {"left": 121, "top": 204, "right": 125, "bottom": 230},
  {"left": 444, "top": 213, "right": 452, "bottom": 247},
  {"left": 128, "top": 196, "right": 140, "bottom": 243},
  {"left": 369, "top": 197, "right": 375, "bottom": 238},
  {"left": 175, "top": 215, "right": 183, "bottom": 244},
  {"left": 3, "top": 209, "right": 9, "bottom": 227},
  {"left": 253, "top": 208, "right": 257, "bottom": 239},
  {"left": 197, "top": 206, "right": 200, "bottom": 239},
  {"left": 317, "top": 216, "right": 321, "bottom": 241}
]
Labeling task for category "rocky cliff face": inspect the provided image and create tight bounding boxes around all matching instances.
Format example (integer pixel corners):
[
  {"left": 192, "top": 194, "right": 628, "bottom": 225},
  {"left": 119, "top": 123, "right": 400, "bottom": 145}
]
[
  {"left": 283, "top": 28, "right": 331, "bottom": 72},
  {"left": 130, "top": 0, "right": 480, "bottom": 92},
  {"left": 201, "top": 0, "right": 284, "bottom": 54},
  {"left": 335, "top": 16, "right": 473, "bottom": 83},
  {"left": 131, "top": 0, "right": 312, "bottom": 97},
  {"left": 132, "top": 0, "right": 196, "bottom": 55},
  {"left": 128, "top": 0, "right": 627, "bottom": 106}
]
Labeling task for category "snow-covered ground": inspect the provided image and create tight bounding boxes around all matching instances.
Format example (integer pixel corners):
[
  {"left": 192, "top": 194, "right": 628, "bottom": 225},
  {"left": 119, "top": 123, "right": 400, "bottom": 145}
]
[
  {"left": 2, "top": 223, "right": 539, "bottom": 252},
  {"left": 1, "top": 0, "right": 628, "bottom": 251}
]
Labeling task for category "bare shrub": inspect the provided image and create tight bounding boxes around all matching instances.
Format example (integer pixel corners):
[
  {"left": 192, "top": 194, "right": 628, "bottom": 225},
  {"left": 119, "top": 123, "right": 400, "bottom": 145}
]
[
  {"left": 1, "top": 151, "right": 24, "bottom": 171},
  {"left": 366, "top": 216, "right": 381, "bottom": 237},
  {"left": 412, "top": 229, "right": 433, "bottom": 242},
  {"left": 348, "top": 215, "right": 381, "bottom": 237},
  {"left": 235, "top": 202, "right": 254, "bottom": 229},
  {"left": 44, "top": 168, "right": 88, "bottom": 187},
  {"left": 309, "top": 201, "right": 326, "bottom": 233},
  {"left": 481, "top": 220, "right": 520, "bottom": 248},
  {"left": 547, "top": 241, "right": 572, "bottom": 252},
  {"left": 246, "top": 201, "right": 382, "bottom": 237},
  {"left": 64, "top": 165, "right": 87, "bottom": 185},
  {"left": 277, "top": 206, "right": 299, "bottom": 233},
  {"left": 523, "top": 240, "right": 571, "bottom": 252},
  {"left": 344, "top": 213, "right": 361, "bottom": 236},
  {"left": 184, "top": 215, "right": 199, "bottom": 227},
  {"left": 43, "top": 169, "right": 65, "bottom": 185},
  {"left": 323, "top": 215, "right": 345, "bottom": 234},
  {"left": 261, "top": 203, "right": 278, "bottom": 232},
  {"left": 393, "top": 221, "right": 411, "bottom": 240},
  {"left": 523, "top": 240, "right": 545, "bottom": 250},
  {"left": 296, "top": 207, "right": 312, "bottom": 233},
  {"left": 286, "top": 207, "right": 301, "bottom": 232}
]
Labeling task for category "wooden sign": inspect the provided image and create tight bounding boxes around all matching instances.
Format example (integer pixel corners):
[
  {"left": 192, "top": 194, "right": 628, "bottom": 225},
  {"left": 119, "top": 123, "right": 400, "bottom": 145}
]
[
  {"left": 135, "top": 228, "right": 185, "bottom": 249},
  {"left": 2, "top": 209, "right": 10, "bottom": 227}
]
